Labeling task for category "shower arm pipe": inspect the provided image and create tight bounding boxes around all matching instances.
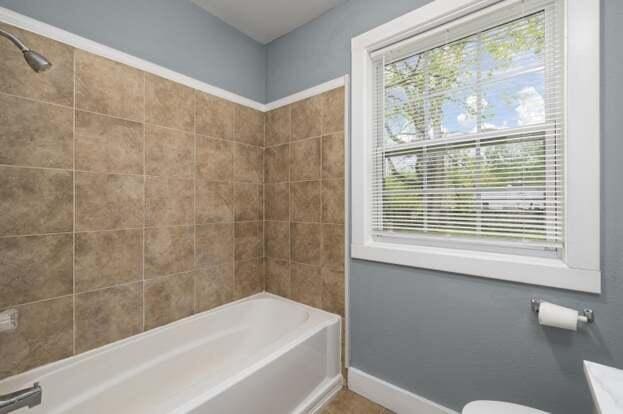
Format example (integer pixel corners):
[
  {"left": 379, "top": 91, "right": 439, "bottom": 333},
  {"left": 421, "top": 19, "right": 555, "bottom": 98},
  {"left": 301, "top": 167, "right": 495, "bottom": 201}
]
[{"left": 0, "top": 29, "right": 30, "bottom": 52}]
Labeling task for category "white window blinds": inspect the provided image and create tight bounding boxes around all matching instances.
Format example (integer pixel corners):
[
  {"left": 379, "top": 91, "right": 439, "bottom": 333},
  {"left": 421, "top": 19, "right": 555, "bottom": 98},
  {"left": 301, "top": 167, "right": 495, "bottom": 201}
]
[{"left": 370, "top": 0, "right": 564, "bottom": 253}]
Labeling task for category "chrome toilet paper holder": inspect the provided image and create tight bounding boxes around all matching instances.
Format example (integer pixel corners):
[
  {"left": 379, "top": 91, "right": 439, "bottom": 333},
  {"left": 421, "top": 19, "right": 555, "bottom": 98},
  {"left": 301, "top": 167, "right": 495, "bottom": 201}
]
[{"left": 530, "top": 297, "right": 594, "bottom": 323}]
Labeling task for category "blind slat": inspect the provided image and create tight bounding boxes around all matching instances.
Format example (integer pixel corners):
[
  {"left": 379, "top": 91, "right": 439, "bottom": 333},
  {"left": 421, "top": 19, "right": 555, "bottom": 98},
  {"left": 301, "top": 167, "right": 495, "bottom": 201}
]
[{"left": 370, "top": 2, "right": 564, "bottom": 250}]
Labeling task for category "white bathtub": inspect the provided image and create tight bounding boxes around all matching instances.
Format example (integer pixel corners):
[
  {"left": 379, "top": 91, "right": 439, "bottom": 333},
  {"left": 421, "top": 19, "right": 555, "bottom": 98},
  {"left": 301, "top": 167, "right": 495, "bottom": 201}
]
[{"left": 0, "top": 293, "right": 342, "bottom": 414}]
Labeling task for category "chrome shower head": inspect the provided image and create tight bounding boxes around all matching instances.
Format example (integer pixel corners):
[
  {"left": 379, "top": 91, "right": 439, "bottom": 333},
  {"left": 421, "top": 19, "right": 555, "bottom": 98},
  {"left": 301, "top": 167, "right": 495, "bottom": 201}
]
[
  {"left": 1, "top": 28, "right": 53, "bottom": 73},
  {"left": 22, "top": 49, "right": 52, "bottom": 72}
]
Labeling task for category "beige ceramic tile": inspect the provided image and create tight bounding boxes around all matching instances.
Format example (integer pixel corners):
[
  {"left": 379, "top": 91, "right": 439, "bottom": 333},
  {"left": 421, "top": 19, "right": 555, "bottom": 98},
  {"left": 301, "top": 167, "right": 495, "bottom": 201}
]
[
  {"left": 265, "top": 258, "right": 290, "bottom": 298},
  {"left": 75, "top": 283, "right": 142, "bottom": 353},
  {"left": 75, "top": 229, "right": 143, "bottom": 292},
  {"left": 196, "top": 92, "right": 234, "bottom": 139},
  {"left": 264, "top": 220, "right": 290, "bottom": 261},
  {"left": 234, "top": 258, "right": 264, "bottom": 299},
  {"left": 322, "top": 268, "right": 345, "bottom": 316},
  {"left": 235, "top": 221, "right": 261, "bottom": 261},
  {"left": 322, "top": 132, "right": 345, "bottom": 179},
  {"left": 264, "top": 143, "right": 290, "bottom": 183},
  {"left": 145, "top": 125, "right": 194, "bottom": 178},
  {"left": 145, "top": 176, "right": 194, "bottom": 226},
  {"left": 0, "top": 234, "right": 73, "bottom": 309},
  {"left": 144, "top": 226, "right": 194, "bottom": 278},
  {"left": 264, "top": 182, "right": 290, "bottom": 221},
  {"left": 144, "top": 273, "right": 194, "bottom": 330},
  {"left": 196, "top": 223, "right": 234, "bottom": 268},
  {"left": 0, "top": 23, "right": 74, "bottom": 106},
  {"left": 234, "top": 183, "right": 261, "bottom": 221},
  {"left": 291, "top": 138, "right": 321, "bottom": 181},
  {"left": 322, "top": 178, "right": 344, "bottom": 224},
  {"left": 0, "top": 296, "right": 73, "bottom": 380},
  {"left": 322, "top": 224, "right": 344, "bottom": 271},
  {"left": 266, "top": 105, "right": 291, "bottom": 146},
  {"left": 145, "top": 73, "right": 194, "bottom": 132},
  {"left": 75, "top": 50, "right": 144, "bottom": 121},
  {"left": 291, "top": 95, "right": 322, "bottom": 140},
  {"left": 235, "top": 104, "right": 264, "bottom": 147},
  {"left": 0, "top": 94, "right": 73, "bottom": 169},
  {"left": 291, "top": 263, "right": 322, "bottom": 308},
  {"left": 234, "top": 143, "right": 262, "bottom": 183},
  {"left": 322, "top": 87, "right": 345, "bottom": 134},
  {"left": 196, "top": 135, "right": 233, "bottom": 181},
  {"left": 292, "top": 180, "right": 321, "bottom": 222},
  {"left": 196, "top": 180, "right": 234, "bottom": 224},
  {"left": 76, "top": 172, "right": 144, "bottom": 231},
  {"left": 0, "top": 166, "right": 73, "bottom": 236},
  {"left": 75, "top": 110, "right": 144, "bottom": 175},
  {"left": 194, "top": 263, "right": 234, "bottom": 312},
  {"left": 291, "top": 222, "right": 321, "bottom": 266}
]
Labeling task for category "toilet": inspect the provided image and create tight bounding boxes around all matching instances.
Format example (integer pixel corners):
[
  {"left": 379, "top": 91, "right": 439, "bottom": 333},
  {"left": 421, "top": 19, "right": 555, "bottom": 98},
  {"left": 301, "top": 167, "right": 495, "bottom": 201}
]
[{"left": 463, "top": 401, "right": 548, "bottom": 414}]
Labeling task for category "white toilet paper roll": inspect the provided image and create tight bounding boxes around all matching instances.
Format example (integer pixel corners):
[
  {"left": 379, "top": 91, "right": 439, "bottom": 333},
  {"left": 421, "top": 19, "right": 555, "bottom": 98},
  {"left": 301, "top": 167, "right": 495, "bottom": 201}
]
[{"left": 538, "top": 302, "right": 579, "bottom": 331}]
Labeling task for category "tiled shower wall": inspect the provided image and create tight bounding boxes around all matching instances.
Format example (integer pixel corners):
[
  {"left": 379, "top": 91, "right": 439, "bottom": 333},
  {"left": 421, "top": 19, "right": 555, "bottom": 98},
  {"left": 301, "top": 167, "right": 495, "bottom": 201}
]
[
  {"left": 0, "top": 22, "right": 265, "bottom": 379},
  {"left": 264, "top": 89, "right": 345, "bottom": 321}
]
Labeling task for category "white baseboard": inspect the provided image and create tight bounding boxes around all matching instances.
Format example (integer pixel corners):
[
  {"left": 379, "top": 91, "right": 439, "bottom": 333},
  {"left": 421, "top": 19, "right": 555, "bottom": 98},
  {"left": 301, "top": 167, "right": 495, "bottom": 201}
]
[{"left": 348, "top": 368, "right": 458, "bottom": 414}]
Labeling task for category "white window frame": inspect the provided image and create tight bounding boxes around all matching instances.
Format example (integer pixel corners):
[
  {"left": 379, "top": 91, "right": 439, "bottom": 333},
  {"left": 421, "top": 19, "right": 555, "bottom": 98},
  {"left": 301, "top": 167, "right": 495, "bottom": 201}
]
[{"left": 351, "top": 0, "right": 601, "bottom": 293}]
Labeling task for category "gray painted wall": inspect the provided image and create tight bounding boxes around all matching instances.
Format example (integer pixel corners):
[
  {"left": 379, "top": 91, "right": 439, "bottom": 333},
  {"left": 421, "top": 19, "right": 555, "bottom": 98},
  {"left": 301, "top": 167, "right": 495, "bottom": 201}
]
[
  {"left": 265, "top": 0, "right": 434, "bottom": 102},
  {"left": 0, "top": 0, "right": 267, "bottom": 102},
  {"left": 269, "top": 0, "right": 623, "bottom": 413}
]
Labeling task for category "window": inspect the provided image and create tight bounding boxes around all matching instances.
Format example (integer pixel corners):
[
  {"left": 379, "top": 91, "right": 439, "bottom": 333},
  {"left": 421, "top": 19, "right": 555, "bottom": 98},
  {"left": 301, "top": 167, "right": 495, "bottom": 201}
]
[{"left": 351, "top": 0, "right": 601, "bottom": 292}]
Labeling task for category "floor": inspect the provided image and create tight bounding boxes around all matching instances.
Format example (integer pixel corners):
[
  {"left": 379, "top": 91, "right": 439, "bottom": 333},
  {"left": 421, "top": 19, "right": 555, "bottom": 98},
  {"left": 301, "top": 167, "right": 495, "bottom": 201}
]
[{"left": 321, "top": 388, "right": 394, "bottom": 414}]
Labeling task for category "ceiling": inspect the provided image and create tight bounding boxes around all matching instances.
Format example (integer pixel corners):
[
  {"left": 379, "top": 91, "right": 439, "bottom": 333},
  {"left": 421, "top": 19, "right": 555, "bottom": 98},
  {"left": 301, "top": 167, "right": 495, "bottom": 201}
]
[{"left": 191, "top": 0, "right": 348, "bottom": 44}]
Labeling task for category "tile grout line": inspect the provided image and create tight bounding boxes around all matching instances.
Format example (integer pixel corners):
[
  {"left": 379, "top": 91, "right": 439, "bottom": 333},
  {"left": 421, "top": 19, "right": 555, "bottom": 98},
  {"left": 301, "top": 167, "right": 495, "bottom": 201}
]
[
  {"left": 0, "top": 231, "right": 74, "bottom": 239},
  {"left": 74, "top": 279, "right": 143, "bottom": 297},
  {"left": 232, "top": 104, "right": 237, "bottom": 299},
  {"left": 196, "top": 131, "right": 263, "bottom": 148},
  {"left": 0, "top": 224, "right": 209, "bottom": 241},
  {"left": 144, "top": 270, "right": 196, "bottom": 283},
  {"left": 142, "top": 72, "right": 146, "bottom": 333},
  {"left": 72, "top": 48, "right": 77, "bottom": 356},
  {"left": 265, "top": 132, "right": 340, "bottom": 149},
  {"left": 193, "top": 88, "right": 198, "bottom": 314},
  {"left": 73, "top": 169, "right": 196, "bottom": 180},
  {"left": 0, "top": 90, "right": 74, "bottom": 110},
  {"left": 0, "top": 88, "right": 148, "bottom": 125},
  {"left": 143, "top": 120, "right": 194, "bottom": 135},
  {"left": 287, "top": 104, "right": 293, "bottom": 298},
  {"left": 263, "top": 112, "right": 267, "bottom": 291},
  {"left": 0, "top": 163, "right": 73, "bottom": 173},
  {"left": 1, "top": 294, "right": 75, "bottom": 314},
  {"left": 320, "top": 93, "right": 326, "bottom": 311},
  {"left": 261, "top": 113, "right": 265, "bottom": 292},
  {"left": 73, "top": 106, "right": 144, "bottom": 125}
]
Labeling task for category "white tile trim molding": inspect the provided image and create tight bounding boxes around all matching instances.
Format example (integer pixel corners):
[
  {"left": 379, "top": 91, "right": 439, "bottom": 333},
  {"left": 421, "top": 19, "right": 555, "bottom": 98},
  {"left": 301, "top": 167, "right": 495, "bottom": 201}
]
[
  {"left": 348, "top": 368, "right": 458, "bottom": 414},
  {"left": 0, "top": 7, "right": 265, "bottom": 110},
  {"left": 264, "top": 76, "right": 346, "bottom": 110},
  {"left": 0, "top": 7, "right": 347, "bottom": 112}
]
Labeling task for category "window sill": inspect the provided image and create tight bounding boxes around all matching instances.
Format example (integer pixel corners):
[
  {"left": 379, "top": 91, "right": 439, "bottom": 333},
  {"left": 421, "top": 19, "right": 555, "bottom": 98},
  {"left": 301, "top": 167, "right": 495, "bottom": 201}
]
[{"left": 351, "top": 241, "right": 601, "bottom": 293}]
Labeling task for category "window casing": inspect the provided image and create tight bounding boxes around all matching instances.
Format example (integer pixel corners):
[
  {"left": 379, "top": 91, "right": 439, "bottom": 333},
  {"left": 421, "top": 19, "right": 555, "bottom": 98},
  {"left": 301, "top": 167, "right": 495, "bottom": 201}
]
[{"left": 351, "top": 0, "right": 600, "bottom": 292}]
